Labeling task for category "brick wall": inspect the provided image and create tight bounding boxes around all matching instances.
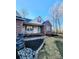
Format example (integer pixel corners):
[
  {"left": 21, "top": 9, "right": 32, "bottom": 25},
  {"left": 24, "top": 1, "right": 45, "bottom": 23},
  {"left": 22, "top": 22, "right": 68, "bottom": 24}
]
[
  {"left": 16, "top": 20, "right": 23, "bottom": 36},
  {"left": 42, "top": 24, "right": 52, "bottom": 35}
]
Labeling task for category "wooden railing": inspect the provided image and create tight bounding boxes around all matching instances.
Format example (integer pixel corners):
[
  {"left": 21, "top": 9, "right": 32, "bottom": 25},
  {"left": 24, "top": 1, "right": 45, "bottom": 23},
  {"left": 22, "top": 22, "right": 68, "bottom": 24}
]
[{"left": 24, "top": 36, "right": 46, "bottom": 41}]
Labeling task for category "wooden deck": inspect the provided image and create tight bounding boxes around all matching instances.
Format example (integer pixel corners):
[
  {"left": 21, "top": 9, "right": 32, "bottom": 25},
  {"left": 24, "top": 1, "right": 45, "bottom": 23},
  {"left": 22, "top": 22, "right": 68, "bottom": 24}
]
[
  {"left": 24, "top": 36, "right": 46, "bottom": 41},
  {"left": 24, "top": 33, "right": 44, "bottom": 37}
]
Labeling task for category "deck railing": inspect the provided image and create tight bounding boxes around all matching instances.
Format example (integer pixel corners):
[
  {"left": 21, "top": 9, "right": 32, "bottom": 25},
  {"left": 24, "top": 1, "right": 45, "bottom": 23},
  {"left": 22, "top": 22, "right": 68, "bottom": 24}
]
[{"left": 24, "top": 36, "right": 46, "bottom": 41}]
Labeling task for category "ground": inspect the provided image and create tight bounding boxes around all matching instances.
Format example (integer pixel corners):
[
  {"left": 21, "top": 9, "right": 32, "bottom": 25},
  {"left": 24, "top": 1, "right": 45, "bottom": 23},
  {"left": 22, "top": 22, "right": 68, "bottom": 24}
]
[{"left": 38, "top": 36, "right": 63, "bottom": 59}]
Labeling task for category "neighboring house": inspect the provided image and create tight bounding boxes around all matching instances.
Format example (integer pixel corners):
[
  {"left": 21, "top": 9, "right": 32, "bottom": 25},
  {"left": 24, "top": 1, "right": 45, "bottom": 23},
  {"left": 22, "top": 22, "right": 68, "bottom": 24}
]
[{"left": 43, "top": 20, "right": 52, "bottom": 35}]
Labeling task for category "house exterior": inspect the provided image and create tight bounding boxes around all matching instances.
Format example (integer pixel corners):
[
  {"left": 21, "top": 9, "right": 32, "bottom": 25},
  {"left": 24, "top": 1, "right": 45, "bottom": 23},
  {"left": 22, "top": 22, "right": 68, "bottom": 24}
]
[
  {"left": 43, "top": 20, "right": 52, "bottom": 35},
  {"left": 16, "top": 11, "right": 32, "bottom": 36},
  {"left": 23, "top": 22, "right": 43, "bottom": 35},
  {"left": 16, "top": 16, "right": 43, "bottom": 36},
  {"left": 16, "top": 11, "right": 24, "bottom": 36},
  {"left": 16, "top": 11, "right": 52, "bottom": 59},
  {"left": 22, "top": 16, "right": 43, "bottom": 36},
  {"left": 16, "top": 11, "right": 52, "bottom": 36}
]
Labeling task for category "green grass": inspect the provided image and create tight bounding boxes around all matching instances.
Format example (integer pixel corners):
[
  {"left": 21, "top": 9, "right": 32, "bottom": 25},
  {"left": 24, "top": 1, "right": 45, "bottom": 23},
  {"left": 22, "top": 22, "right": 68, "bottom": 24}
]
[
  {"left": 55, "top": 40, "right": 63, "bottom": 57},
  {"left": 38, "top": 36, "right": 63, "bottom": 59}
]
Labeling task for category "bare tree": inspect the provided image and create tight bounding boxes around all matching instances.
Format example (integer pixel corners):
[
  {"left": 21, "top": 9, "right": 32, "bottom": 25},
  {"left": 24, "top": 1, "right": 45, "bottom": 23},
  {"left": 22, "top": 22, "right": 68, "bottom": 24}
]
[
  {"left": 19, "top": 9, "right": 29, "bottom": 18},
  {"left": 50, "top": 2, "right": 63, "bottom": 34},
  {"left": 57, "top": 3, "right": 63, "bottom": 33}
]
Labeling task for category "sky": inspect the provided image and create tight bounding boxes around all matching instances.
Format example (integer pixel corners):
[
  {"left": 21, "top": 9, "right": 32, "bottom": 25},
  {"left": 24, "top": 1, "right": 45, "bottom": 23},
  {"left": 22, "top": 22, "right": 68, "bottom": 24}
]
[
  {"left": 16, "top": 0, "right": 62, "bottom": 19},
  {"left": 16, "top": 0, "right": 63, "bottom": 28}
]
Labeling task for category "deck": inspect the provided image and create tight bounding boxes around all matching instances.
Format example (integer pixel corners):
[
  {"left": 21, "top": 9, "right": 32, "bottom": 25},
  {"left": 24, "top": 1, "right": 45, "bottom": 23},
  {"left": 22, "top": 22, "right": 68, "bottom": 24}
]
[{"left": 24, "top": 36, "right": 46, "bottom": 41}]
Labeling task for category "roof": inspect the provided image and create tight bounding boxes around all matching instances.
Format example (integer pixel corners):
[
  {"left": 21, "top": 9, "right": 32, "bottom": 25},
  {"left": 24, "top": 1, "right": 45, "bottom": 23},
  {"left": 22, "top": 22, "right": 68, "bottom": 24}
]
[
  {"left": 43, "top": 20, "right": 52, "bottom": 26},
  {"left": 16, "top": 11, "right": 24, "bottom": 21},
  {"left": 16, "top": 11, "right": 21, "bottom": 17},
  {"left": 16, "top": 11, "right": 32, "bottom": 22},
  {"left": 23, "top": 18, "right": 32, "bottom": 22},
  {"left": 23, "top": 22, "right": 43, "bottom": 26},
  {"left": 16, "top": 16, "right": 24, "bottom": 21},
  {"left": 28, "top": 21, "right": 42, "bottom": 25},
  {"left": 16, "top": 16, "right": 32, "bottom": 22},
  {"left": 34, "top": 16, "right": 42, "bottom": 23},
  {"left": 28, "top": 16, "right": 43, "bottom": 25}
]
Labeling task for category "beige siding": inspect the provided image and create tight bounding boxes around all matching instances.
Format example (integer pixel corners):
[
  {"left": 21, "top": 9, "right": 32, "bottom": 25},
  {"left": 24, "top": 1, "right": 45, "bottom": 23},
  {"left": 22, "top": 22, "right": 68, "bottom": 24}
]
[{"left": 33, "top": 26, "right": 38, "bottom": 33}]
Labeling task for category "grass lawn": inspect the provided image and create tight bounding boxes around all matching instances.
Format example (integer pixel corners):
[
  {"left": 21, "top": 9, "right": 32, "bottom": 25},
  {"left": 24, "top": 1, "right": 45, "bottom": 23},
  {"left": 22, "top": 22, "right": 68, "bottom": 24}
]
[{"left": 38, "top": 36, "right": 63, "bottom": 59}]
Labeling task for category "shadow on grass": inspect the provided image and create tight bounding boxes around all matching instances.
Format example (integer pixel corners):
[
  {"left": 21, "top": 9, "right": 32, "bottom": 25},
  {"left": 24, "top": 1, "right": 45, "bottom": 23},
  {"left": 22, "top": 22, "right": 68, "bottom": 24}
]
[
  {"left": 53, "top": 35, "right": 63, "bottom": 39},
  {"left": 55, "top": 40, "right": 63, "bottom": 58},
  {"left": 47, "top": 34, "right": 63, "bottom": 39}
]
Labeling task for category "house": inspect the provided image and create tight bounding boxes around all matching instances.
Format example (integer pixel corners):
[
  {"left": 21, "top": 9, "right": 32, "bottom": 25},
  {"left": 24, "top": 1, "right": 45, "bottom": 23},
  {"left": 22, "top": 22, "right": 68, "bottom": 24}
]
[
  {"left": 16, "top": 11, "right": 53, "bottom": 59},
  {"left": 16, "top": 11, "right": 52, "bottom": 36},
  {"left": 23, "top": 22, "right": 43, "bottom": 35},
  {"left": 16, "top": 11, "right": 24, "bottom": 36},
  {"left": 16, "top": 12, "right": 45, "bottom": 57},
  {"left": 43, "top": 20, "right": 52, "bottom": 35},
  {"left": 22, "top": 16, "right": 43, "bottom": 36},
  {"left": 16, "top": 11, "right": 32, "bottom": 36}
]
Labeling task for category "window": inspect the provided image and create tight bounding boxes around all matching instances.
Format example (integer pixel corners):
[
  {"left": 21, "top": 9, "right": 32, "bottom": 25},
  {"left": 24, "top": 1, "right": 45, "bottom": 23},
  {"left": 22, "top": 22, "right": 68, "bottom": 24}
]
[
  {"left": 26, "top": 26, "right": 33, "bottom": 31},
  {"left": 38, "top": 27, "right": 41, "bottom": 33},
  {"left": 46, "top": 26, "right": 51, "bottom": 32}
]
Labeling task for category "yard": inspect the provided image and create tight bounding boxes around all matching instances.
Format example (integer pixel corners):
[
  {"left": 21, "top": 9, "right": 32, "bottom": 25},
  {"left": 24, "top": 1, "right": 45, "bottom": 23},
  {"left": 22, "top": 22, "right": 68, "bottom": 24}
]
[{"left": 38, "top": 36, "right": 63, "bottom": 59}]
